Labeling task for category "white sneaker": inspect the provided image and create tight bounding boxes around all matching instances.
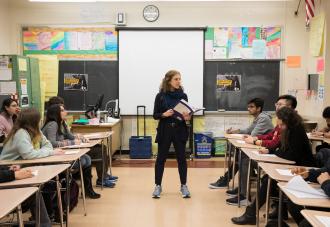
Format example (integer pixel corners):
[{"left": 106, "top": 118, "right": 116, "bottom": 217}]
[
  {"left": 152, "top": 185, "right": 162, "bottom": 198},
  {"left": 180, "top": 185, "right": 191, "bottom": 198}
]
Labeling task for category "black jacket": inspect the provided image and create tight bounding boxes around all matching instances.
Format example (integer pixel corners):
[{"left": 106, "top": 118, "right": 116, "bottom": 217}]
[
  {"left": 153, "top": 92, "right": 188, "bottom": 143},
  {"left": 270, "top": 124, "right": 315, "bottom": 167},
  {"left": 0, "top": 166, "right": 15, "bottom": 183},
  {"left": 307, "top": 165, "right": 330, "bottom": 197}
]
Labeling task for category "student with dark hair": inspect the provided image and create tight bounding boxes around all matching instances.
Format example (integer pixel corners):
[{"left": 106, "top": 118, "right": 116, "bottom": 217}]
[
  {"left": 312, "top": 107, "right": 330, "bottom": 164},
  {"left": 0, "top": 165, "right": 52, "bottom": 227},
  {"left": 46, "top": 96, "right": 118, "bottom": 186},
  {"left": 42, "top": 104, "right": 102, "bottom": 197},
  {"left": 209, "top": 97, "right": 273, "bottom": 205},
  {"left": 287, "top": 161, "right": 330, "bottom": 227},
  {"left": 231, "top": 107, "right": 316, "bottom": 225},
  {"left": 0, "top": 98, "right": 20, "bottom": 143}
]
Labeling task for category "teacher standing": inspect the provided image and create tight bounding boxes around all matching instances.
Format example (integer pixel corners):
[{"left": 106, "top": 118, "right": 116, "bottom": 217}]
[{"left": 152, "top": 70, "right": 191, "bottom": 199}]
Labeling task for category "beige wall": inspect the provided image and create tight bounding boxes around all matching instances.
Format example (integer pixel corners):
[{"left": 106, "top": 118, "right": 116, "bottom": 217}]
[
  {"left": 5, "top": 0, "right": 329, "bottom": 145},
  {"left": 0, "top": 0, "right": 11, "bottom": 54}
]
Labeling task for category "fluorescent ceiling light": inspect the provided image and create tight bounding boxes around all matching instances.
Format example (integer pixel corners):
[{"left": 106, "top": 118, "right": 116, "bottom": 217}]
[{"left": 29, "top": 0, "right": 293, "bottom": 2}]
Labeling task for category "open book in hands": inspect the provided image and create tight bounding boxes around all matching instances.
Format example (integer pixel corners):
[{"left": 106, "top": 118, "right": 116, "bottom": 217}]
[{"left": 173, "top": 99, "right": 205, "bottom": 121}]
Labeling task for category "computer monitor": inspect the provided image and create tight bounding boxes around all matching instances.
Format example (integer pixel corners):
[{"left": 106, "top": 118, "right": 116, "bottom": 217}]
[{"left": 85, "top": 94, "right": 104, "bottom": 119}]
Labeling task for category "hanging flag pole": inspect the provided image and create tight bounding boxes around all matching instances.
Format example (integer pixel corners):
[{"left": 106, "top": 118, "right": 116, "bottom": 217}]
[{"left": 305, "top": 0, "right": 315, "bottom": 27}]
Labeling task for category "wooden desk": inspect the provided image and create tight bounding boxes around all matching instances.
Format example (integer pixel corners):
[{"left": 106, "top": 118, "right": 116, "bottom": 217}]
[
  {"left": 301, "top": 210, "right": 330, "bottom": 227},
  {"left": 259, "top": 162, "right": 309, "bottom": 223},
  {"left": 224, "top": 133, "right": 245, "bottom": 140},
  {"left": 228, "top": 138, "right": 262, "bottom": 149},
  {"left": 0, "top": 149, "right": 90, "bottom": 224},
  {"left": 241, "top": 149, "right": 295, "bottom": 227},
  {"left": 0, "top": 165, "right": 70, "bottom": 227},
  {"left": 61, "top": 140, "right": 101, "bottom": 149},
  {"left": 307, "top": 133, "right": 325, "bottom": 142},
  {"left": 278, "top": 182, "right": 330, "bottom": 227},
  {"left": 71, "top": 121, "right": 121, "bottom": 156},
  {"left": 0, "top": 187, "right": 38, "bottom": 227}
]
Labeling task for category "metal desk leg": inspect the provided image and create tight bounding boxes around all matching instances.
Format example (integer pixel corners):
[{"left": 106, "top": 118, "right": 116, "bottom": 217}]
[
  {"left": 231, "top": 147, "right": 237, "bottom": 190},
  {"left": 66, "top": 168, "right": 70, "bottom": 227},
  {"left": 256, "top": 164, "right": 260, "bottom": 227},
  {"left": 227, "top": 142, "right": 232, "bottom": 189},
  {"left": 17, "top": 204, "right": 24, "bottom": 227},
  {"left": 265, "top": 176, "right": 271, "bottom": 224},
  {"left": 238, "top": 149, "right": 242, "bottom": 208},
  {"left": 35, "top": 186, "right": 41, "bottom": 227},
  {"left": 56, "top": 175, "right": 64, "bottom": 227},
  {"left": 101, "top": 140, "right": 105, "bottom": 190},
  {"left": 79, "top": 158, "right": 87, "bottom": 216},
  {"left": 278, "top": 190, "right": 283, "bottom": 227},
  {"left": 246, "top": 158, "right": 252, "bottom": 205},
  {"left": 107, "top": 136, "right": 113, "bottom": 176}
]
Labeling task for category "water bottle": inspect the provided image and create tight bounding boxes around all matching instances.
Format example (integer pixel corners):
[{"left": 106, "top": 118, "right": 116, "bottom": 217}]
[{"left": 96, "top": 110, "right": 101, "bottom": 122}]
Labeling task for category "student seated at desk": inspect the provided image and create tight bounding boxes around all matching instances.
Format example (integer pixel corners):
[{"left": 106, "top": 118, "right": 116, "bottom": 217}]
[
  {"left": 285, "top": 161, "right": 330, "bottom": 227},
  {"left": 0, "top": 108, "right": 63, "bottom": 160},
  {"left": 42, "top": 105, "right": 104, "bottom": 196},
  {"left": 47, "top": 96, "right": 118, "bottom": 184},
  {"left": 231, "top": 107, "right": 316, "bottom": 225},
  {"left": 0, "top": 98, "right": 20, "bottom": 143},
  {"left": 311, "top": 107, "right": 330, "bottom": 167},
  {"left": 0, "top": 165, "right": 51, "bottom": 227},
  {"left": 244, "top": 95, "right": 297, "bottom": 149},
  {"left": 209, "top": 98, "right": 273, "bottom": 206}
]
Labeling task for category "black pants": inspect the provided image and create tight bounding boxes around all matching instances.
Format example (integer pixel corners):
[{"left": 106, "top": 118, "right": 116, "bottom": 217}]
[
  {"left": 88, "top": 144, "right": 109, "bottom": 180},
  {"left": 155, "top": 124, "right": 188, "bottom": 185}
]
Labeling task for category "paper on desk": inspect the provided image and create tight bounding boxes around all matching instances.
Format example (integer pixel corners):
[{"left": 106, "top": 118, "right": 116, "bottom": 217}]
[
  {"left": 236, "top": 140, "right": 246, "bottom": 144},
  {"left": 230, "top": 134, "right": 244, "bottom": 138},
  {"left": 284, "top": 176, "right": 328, "bottom": 199},
  {"left": 276, "top": 169, "right": 295, "bottom": 176},
  {"left": 250, "top": 150, "right": 276, "bottom": 157},
  {"left": 64, "top": 150, "right": 80, "bottom": 155},
  {"left": 32, "top": 170, "right": 38, "bottom": 176},
  {"left": 316, "top": 215, "right": 330, "bottom": 227}
]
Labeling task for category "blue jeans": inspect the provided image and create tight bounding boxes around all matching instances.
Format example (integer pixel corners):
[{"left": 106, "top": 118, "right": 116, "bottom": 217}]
[{"left": 72, "top": 154, "right": 91, "bottom": 170}]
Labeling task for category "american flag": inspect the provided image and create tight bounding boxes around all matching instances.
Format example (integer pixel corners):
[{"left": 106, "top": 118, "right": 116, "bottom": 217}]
[{"left": 305, "top": 0, "right": 315, "bottom": 27}]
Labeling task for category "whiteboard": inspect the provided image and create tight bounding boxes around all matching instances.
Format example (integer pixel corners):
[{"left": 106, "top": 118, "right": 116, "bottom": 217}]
[{"left": 119, "top": 29, "right": 204, "bottom": 115}]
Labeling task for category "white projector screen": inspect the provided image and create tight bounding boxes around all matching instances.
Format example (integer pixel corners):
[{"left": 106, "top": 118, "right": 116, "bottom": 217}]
[{"left": 119, "top": 29, "right": 204, "bottom": 115}]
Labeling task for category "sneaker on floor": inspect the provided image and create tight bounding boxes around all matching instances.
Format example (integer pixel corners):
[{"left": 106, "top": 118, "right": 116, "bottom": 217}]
[
  {"left": 208, "top": 176, "right": 227, "bottom": 189},
  {"left": 226, "top": 187, "right": 238, "bottom": 197},
  {"left": 180, "top": 185, "right": 191, "bottom": 198},
  {"left": 226, "top": 195, "right": 248, "bottom": 206},
  {"left": 152, "top": 185, "right": 162, "bottom": 198},
  {"left": 96, "top": 179, "right": 116, "bottom": 188},
  {"left": 105, "top": 175, "right": 118, "bottom": 181}
]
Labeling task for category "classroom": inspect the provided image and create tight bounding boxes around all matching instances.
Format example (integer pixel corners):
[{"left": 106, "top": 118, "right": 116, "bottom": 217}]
[{"left": 0, "top": 0, "right": 330, "bottom": 227}]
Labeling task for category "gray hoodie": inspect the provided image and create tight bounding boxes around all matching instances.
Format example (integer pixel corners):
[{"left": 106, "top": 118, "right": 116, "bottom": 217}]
[{"left": 239, "top": 112, "right": 274, "bottom": 136}]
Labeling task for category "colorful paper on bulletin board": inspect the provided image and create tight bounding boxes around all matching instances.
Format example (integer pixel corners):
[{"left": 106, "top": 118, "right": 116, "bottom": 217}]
[
  {"left": 286, "top": 56, "right": 301, "bottom": 68},
  {"left": 51, "top": 32, "right": 64, "bottom": 50},
  {"left": 228, "top": 27, "right": 242, "bottom": 45},
  {"left": 213, "top": 47, "right": 227, "bottom": 59},
  {"left": 23, "top": 31, "right": 38, "bottom": 50},
  {"left": 252, "top": 39, "right": 266, "bottom": 59},
  {"left": 309, "top": 13, "right": 325, "bottom": 57},
  {"left": 266, "top": 27, "right": 281, "bottom": 46},
  {"left": 241, "top": 27, "right": 249, "bottom": 47},
  {"left": 214, "top": 28, "right": 228, "bottom": 47},
  {"left": 22, "top": 27, "right": 118, "bottom": 59},
  {"left": 266, "top": 46, "right": 280, "bottom": 59},
  {"left": 38, "top": 32, "right": 52, "bottom": 50},
  {"left": 228, "top": 42, "right": 241, "bottom": 58},
  {"left": 205, "top": 40, "right": 213, "bottom": 59},
  {"left": 316, "top": 58, "right": 324, "bottom": 73},
  {"left": 105, "top": 31, "right": 117, "bottom": 51},
  {"left": 205, "top": 27, "right": 214, "bottom": 40},
  {"left": 64, "top": 32, "right": 78, "bottom": 50}
]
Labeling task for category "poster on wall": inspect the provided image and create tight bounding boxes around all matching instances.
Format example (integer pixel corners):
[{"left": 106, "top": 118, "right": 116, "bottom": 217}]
[
  {"left": 205, "top": 26, "right": 281, "bottom": 60},
  {"left": 21, "top": 95, "right": 29, "bottom": 107},
  {"left": 64, "top": 73, "right": 88, "bottom": 91},
  {"left": 216, "top": 74, "right": 241, "bottom": 92}
]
